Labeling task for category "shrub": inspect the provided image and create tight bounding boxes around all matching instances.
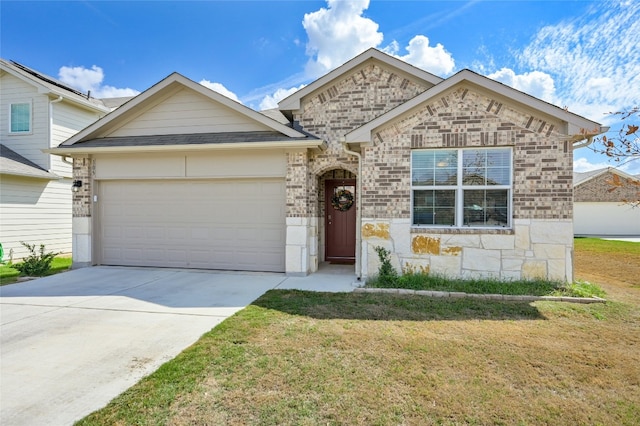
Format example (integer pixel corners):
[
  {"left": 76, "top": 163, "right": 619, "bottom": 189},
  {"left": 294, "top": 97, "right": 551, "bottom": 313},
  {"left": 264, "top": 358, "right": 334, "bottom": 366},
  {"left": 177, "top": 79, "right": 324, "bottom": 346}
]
[
  {"left": 373, "top": 246, "right": 398, "bottom": 286},
  {"left": 13, "top": 242, "right": 59, "bottom": 277}
]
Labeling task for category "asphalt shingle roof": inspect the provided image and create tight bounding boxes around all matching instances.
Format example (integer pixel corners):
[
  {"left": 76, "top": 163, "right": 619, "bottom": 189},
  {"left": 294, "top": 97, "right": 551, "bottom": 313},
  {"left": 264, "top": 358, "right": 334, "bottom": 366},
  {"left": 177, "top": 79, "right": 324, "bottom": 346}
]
[
  {"left": 0, "top": 144, "right": 58, "bottom": 179},
  {"left": 68, "top": 131, "right": 318, "bottom": 148}
]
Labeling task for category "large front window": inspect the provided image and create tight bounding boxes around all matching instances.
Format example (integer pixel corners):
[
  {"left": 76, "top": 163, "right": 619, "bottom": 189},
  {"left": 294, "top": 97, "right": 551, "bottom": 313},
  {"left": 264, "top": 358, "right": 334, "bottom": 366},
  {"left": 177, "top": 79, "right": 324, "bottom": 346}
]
[{"left": 412, "top": 148, "right": 512, "bottom": 228}]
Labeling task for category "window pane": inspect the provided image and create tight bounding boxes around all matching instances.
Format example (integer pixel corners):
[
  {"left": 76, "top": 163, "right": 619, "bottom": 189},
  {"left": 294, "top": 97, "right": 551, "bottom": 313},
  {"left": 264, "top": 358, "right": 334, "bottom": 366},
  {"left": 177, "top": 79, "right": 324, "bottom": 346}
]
[
  {"left": 462, "top": 149, "right": 511, "bottom": 186},
  {"left": 413, "top": 190, "right": 455, "bottom": 225},
  {"left": 10, "top": 103, "right": 30, "bottom": 132},
  {"left": 412, "top": 150, "right": 457, "bottom": 186},
  {"left": 463, "top": 189, "right": 509, "bottom": 227}
]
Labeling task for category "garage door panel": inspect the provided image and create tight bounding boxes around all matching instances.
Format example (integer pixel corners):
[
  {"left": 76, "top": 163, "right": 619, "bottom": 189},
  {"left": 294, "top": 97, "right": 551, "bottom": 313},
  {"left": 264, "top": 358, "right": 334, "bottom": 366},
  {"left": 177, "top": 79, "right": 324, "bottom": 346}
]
[{"left": 99, "top": 179, "right": 285, "bottom": 272}]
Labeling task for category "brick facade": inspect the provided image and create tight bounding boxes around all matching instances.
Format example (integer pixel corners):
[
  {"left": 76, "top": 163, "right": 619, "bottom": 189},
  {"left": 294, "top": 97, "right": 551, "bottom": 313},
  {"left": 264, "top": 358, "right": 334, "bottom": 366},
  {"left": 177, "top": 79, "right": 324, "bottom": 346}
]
[
  {"left": 72, "top": 157, "right": 93, "bottom": 218},
  {"left": 362, "top": 86, "right": 573, "bottom": 221}
]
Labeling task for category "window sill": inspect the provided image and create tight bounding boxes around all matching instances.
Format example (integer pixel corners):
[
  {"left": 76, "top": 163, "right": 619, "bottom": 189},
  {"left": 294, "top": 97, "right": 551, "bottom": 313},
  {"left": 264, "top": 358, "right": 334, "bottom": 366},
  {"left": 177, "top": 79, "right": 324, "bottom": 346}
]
[{"left": 411, "top": 227, "right": 514, "bottom": 235}]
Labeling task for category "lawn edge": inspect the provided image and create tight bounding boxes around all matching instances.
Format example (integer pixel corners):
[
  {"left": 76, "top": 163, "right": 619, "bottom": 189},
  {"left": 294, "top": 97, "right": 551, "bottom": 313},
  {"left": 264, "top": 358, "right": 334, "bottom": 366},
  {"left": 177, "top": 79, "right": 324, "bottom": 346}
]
[{"left": 354, "top": 287, "right": 607, "bottom": 303}]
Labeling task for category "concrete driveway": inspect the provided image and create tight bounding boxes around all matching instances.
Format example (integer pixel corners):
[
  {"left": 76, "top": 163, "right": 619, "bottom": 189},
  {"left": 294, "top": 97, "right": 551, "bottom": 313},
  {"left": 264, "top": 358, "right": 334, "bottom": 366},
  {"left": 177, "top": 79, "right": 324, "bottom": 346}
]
[{"left": 0, "top": 265, "right": 356, "bottom": 426}]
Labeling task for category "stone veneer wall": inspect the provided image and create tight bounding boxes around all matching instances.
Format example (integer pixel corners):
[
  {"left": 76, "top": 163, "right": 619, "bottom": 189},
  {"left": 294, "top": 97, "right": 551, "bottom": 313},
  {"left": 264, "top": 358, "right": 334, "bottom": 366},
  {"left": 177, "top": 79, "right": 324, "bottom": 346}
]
[
  {"left": 575, "top": 171, "right": 639, "bottom": 202},
  {"left": 359, "top": 85, "right": 575, "bottom": 281}
]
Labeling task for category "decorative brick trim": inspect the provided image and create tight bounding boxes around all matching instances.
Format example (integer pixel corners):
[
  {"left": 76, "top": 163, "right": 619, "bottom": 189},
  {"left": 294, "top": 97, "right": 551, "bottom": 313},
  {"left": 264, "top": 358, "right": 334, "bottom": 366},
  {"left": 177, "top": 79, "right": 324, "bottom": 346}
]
[{"left": 72, "top": 157, "right": 92, "bottom": 218}]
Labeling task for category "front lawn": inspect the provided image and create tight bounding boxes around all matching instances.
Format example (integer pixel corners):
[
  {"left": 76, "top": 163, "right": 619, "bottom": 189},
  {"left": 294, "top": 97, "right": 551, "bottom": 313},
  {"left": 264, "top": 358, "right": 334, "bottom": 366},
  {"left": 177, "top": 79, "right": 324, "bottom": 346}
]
[{"left": 77, "top": 239, "right": 640, "bottom": 425}]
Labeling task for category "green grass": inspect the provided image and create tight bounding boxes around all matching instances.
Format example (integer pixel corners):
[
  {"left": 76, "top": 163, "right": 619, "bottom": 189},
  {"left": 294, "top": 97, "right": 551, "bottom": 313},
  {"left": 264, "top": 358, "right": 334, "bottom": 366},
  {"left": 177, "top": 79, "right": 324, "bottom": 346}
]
[
  {"left": 0, "top": 256, "right": 72, "bottom": 285},
  {"left": 75, "top": 289, "right": 640, "bottom": 426},
  {"left": 574, "top": 237, "right": 640, "bottom": 255},
  {"left": 365, "top": 272, "right": 605, "bottom": 298}
]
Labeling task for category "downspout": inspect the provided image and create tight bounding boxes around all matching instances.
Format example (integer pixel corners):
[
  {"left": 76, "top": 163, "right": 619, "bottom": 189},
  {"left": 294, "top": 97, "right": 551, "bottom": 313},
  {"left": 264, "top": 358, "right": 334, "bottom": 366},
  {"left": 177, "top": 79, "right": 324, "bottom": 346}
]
[
  {"left": 341, "top": 139, "right": 363, "bottom": 280},
  {"left": 49, "top": 96, "right": 64, "bottom": 173}
]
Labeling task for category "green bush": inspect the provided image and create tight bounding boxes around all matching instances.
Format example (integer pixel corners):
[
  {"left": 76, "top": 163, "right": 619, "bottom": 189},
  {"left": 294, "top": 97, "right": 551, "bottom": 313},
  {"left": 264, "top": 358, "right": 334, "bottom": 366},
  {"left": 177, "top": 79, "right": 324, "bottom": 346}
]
[
  {"left": 373, "top": 246, "right": 398, "bottom": 286},
  {"left": 13, "top": 242, "right": 59, "bottom": 277}
]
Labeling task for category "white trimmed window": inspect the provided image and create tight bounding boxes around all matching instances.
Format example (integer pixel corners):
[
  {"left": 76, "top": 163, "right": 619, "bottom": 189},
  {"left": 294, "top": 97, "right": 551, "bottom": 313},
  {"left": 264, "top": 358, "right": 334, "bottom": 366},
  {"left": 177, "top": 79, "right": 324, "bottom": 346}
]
[
  {"left": 10, "top": 102, "right": 32, "bottom": 133},
  {"left": 411, "top": 148, "right": 512, "bottom": 228}
]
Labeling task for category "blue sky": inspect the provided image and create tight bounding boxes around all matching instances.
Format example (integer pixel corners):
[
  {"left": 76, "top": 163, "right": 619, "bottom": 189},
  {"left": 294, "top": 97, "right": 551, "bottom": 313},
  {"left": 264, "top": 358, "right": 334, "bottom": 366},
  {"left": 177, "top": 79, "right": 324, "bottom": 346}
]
[{"left": 2, "top": 0, "right": 638, "bottom": 174}]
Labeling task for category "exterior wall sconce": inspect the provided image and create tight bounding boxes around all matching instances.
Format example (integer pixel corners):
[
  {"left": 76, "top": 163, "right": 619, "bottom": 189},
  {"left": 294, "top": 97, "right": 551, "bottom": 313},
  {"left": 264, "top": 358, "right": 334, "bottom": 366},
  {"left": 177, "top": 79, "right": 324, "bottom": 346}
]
[{"left": 72, "top": 180, "right": 83, "bottom": 192}]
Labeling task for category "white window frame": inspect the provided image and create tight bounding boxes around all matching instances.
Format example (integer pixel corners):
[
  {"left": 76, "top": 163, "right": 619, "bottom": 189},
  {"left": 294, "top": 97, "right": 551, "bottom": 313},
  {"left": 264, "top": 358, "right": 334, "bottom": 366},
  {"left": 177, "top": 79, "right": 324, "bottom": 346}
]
[
  {"left": 9, "top": 101, "right": 32, "bottom": 134},
  {"left": 411, "top": 147, "right": 513, "bottom": 229}
]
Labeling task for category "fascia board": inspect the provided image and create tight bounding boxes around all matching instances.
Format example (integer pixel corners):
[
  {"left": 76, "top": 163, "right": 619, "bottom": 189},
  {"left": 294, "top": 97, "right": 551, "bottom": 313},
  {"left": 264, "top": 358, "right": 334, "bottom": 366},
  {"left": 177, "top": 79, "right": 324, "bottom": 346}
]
[{"left": 45, "top": 139, "right": 326, "bottom": 156}]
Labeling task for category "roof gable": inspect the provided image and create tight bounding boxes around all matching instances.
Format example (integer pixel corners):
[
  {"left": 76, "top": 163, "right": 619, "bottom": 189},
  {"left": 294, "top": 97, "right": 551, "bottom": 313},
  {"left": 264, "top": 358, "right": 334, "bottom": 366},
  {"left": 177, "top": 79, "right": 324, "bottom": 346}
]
[
  {"left": 278, "top": 48, "right": 443, "bottom": 112},
  {"left": 345, "top": 69, "right": 605, "bottom": 144},
  {"left": 0, "top": 59, "right": 110, "bottom": 113},
  {"left": 62, "top": 73, "right": 307, "bottom": 146}
]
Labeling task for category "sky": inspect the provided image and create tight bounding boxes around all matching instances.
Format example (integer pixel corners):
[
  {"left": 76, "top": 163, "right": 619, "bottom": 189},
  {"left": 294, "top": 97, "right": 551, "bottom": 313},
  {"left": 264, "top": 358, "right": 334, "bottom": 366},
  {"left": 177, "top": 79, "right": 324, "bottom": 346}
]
[{"left": 2, "top": 0, "right": 638, "bottom": 174}]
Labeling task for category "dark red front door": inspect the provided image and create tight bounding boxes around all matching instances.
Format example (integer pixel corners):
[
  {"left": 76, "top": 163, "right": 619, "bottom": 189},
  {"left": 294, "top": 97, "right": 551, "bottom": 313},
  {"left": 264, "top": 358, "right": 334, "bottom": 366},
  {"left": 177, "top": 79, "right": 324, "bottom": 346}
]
[{"left": 325, "top": 179, "right": 356, "bottom": 263}]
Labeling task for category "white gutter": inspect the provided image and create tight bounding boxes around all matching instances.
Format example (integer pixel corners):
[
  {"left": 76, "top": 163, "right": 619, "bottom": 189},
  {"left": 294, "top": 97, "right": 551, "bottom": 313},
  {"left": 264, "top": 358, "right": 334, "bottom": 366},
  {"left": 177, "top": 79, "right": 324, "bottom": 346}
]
[
  {"left": 572, "top": 126, "right": 610, "bottom": 150},
  {"left": 342, "top": 139, "right": 363, "bottom": 280}
]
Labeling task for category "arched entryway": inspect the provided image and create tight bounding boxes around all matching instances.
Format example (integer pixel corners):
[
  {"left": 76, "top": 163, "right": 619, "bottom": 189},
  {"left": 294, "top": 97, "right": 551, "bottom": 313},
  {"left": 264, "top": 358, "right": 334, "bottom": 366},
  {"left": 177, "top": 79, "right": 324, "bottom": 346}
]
[{"left": 317, "top": 169, "right": 357, "bottom": 264}]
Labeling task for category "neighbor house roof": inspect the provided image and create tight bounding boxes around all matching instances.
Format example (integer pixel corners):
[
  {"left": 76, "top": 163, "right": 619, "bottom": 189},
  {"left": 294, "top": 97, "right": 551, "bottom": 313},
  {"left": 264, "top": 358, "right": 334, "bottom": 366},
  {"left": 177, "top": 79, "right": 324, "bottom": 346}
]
[
  {"left": 0, "top": 59, "right": 111, "bottom": 114},
  {"left": 574, "top": 167, "right": 640, "bottom": 187},
  {"left": 278, "top": 48, "right": 443, "bottom": 113},
  {"left": 0, "top": 144, "right": 59, "bottom": 179},
  {"left": 345, "top": 68, "right": 606, "bottom": 146}
]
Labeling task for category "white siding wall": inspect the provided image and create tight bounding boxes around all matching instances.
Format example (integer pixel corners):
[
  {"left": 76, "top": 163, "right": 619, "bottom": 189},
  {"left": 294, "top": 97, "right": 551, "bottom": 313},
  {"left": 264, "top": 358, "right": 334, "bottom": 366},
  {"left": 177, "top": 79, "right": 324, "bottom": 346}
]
[
  {"left": 574, "top": 202, "right": 640, "bottom": 236},
  {"left": 109, "top": 88, "right": 270, "bottom": 137},
  {"left": 0, "top": 73, "right": 104, "bottom": 260},
  {"left": 0, "top": 176, "right": 73, "bottom": 260},
  {"left": 50, "top": 100, "right": 103, "bottom": 177},
  {"left": 0, "top": 73, "right": 50, "bottom": 169}
]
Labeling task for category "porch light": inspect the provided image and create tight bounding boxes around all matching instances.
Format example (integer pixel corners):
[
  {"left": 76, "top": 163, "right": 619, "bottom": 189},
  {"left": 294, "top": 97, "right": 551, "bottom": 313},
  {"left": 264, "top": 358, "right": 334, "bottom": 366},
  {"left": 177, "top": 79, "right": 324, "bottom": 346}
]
[{"left": 72, "top": 180, "right": 83, "bottom": 192}]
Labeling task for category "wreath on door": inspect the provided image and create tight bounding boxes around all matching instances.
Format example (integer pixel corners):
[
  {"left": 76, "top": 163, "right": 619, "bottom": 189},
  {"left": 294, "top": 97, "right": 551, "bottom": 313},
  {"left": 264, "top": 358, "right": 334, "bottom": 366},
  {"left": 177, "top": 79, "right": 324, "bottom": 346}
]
[{"left": 331, "top": 189, "right": 354, "bottom": 212}]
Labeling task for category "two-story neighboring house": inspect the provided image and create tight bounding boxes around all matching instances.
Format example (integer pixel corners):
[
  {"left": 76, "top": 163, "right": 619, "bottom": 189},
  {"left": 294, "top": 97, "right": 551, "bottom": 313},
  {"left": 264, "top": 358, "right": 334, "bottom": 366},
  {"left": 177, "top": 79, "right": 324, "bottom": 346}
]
[{"left": 0, "top": 59, "right": 113, "bottom": 260}]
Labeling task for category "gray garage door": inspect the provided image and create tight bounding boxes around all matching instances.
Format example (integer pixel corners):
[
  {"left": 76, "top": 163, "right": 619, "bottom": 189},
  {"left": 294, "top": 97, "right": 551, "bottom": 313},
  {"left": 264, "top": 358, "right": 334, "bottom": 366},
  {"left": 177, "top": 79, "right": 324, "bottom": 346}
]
[{"left": 98, "top": 179, "right": 285, "bottom": 272}]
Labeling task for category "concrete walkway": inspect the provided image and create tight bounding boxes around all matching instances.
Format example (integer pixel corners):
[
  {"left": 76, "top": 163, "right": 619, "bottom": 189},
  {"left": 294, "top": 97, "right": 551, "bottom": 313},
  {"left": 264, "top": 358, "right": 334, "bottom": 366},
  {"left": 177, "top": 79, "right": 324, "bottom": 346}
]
[{"left": 0, "top": 265, "right": 358, "bottom": 426}]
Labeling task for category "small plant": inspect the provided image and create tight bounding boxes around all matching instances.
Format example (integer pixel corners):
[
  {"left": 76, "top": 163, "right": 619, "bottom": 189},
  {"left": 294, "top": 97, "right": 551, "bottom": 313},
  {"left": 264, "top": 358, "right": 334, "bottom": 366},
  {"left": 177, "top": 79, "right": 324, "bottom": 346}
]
[
  {"left": 373, "top": 246, "right": 398, "bottom": 286},
  {"left": 553, "top": 280, "right": 607, "bottom": 299},
  {"left": 13, "top": 242, "right": 60, "bottom": 277}
]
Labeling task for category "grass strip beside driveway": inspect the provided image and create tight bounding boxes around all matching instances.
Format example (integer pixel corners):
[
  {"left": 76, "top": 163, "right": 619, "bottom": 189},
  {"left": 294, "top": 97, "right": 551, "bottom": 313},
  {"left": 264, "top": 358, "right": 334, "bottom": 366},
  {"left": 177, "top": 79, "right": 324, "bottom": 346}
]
[{"left": 0, "top": 257, "right": 72, "bottom": 285}]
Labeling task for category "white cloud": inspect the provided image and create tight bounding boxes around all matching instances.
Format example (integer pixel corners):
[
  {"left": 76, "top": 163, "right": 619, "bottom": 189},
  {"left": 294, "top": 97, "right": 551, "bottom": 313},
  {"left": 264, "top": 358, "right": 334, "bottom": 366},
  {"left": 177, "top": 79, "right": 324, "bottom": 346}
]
[
  {"left": 302, "top": 0, "right": 456, "bottom": 79},
  {"left": 303, "top": 0, "right": 383, "bottom": 78},
  {"left": 573, "top": 156, "right": 614, "bottom": 172},
  {"left": 487, "top": 68, "right": 556, "bottom": 103},
  {"left": 517, "top": 0, "right": 640, "bottom": 120},
  {"left": 384, "top": 35, "right": 455, "bottom": 76},
  {"left": 58, "top": 65, "right": 139, "bottom": 98},
  {"left": 199, "top": 80, "right": 242, "bottom": 103},
  {"left": 259, "top": 85, "right": 306, "bottom": 111}
]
